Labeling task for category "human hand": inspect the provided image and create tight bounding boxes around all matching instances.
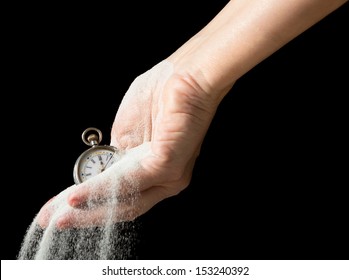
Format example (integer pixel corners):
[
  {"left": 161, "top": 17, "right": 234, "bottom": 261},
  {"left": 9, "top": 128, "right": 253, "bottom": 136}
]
[
  {"left": 37, "top": 60, "right": 226, "bottom": 228},
  {"left": 36, "top": 0, "right": 348, "bottom": 229}
]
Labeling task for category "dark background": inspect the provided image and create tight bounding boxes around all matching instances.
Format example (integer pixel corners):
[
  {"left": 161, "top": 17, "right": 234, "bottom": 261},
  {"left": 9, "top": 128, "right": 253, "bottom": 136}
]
[{"left": 3, "top": 1, "right": 348, "bottom": 260}]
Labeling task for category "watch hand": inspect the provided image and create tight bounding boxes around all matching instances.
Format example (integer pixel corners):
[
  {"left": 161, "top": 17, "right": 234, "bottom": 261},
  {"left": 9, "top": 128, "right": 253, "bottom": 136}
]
[
  {"left": 101, "top": 153, "right": 115, "bottom": 172},
  {"left": 99, "top": 158, "right": 104, "bottom": 173}
]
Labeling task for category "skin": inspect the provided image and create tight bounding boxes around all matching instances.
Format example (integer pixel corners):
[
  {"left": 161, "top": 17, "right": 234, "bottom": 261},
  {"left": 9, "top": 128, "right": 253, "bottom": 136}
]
[{"left": 38, "top": 0, "right": 347, "bottom": 228}]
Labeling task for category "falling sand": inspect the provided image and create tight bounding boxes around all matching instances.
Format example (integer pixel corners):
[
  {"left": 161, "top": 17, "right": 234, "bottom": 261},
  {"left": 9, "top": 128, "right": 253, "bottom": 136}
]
[
  {"left": 17, "top": 61, "right": 174, "bottom": 260},
  {"left": 17, "top": 142, "right": 152, "bottom": 260}
]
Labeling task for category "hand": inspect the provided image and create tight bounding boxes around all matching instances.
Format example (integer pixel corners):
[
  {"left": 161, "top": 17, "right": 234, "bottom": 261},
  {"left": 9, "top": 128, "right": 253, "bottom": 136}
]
[
  {"left": 37, "top": 60, "right": 225, "bottom": 228},
  {"left": 36, "top": 0, "right": 347, "bottom": 229}
]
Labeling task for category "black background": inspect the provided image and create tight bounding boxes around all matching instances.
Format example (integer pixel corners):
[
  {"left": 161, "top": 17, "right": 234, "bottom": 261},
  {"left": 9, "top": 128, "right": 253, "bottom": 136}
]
[{"left": 3, "top": 1, "right": 348, "bottom": 260}]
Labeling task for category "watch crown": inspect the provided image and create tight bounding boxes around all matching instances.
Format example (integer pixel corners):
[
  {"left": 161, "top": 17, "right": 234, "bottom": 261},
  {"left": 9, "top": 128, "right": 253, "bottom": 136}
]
[{"left": 87, "top": 134, "right": 99, "bottom": 146}]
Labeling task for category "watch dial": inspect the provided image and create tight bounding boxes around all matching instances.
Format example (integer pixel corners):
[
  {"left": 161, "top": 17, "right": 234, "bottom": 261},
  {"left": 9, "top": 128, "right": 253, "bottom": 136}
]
[{"left": 79, "top": 148, "right": 117, "bottom": 182}]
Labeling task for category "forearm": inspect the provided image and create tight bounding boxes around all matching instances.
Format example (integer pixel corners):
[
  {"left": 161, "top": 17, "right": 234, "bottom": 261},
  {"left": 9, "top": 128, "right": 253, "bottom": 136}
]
[{"left": 168, "top": 0, "right": 347, "bottom": 99}]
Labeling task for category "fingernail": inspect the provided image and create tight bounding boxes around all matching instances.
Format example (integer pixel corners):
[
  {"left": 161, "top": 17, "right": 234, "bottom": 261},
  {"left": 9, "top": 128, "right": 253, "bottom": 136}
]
[{"left": 68, "top": 194, "right": 79, "bottom": 206}]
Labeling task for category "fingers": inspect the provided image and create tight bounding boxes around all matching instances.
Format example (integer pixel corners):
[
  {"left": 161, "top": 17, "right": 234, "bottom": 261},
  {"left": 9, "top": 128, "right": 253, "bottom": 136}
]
[
  {"left": 36, "top": 140, "right": 192, "bottom": 229},
  {"left": 37, "top": 184, "right": 171, "bottom": 229},
  {"left": 56, "top": 205, "right": 116, "bottom": 228},
  {"left": 67, "top": 169, "right": 151, "bottom": 208},
  {"left": 37, "top": 197, "right": 56, "bottom": 228},
  {"left": 56, "top": 186, "right": 171, "bottom": 229},
  {"left": 36, "top": 185, "right": 80, "bottom": 229}
]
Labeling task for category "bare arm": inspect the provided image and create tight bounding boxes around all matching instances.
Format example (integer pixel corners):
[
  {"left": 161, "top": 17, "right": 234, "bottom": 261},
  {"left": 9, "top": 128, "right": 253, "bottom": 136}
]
[
  {"left": 38, "top": 0, "right": 347, "bottom": 227},
  {"left": 168, "top": 0, "right": 348, "bottom": 99}
]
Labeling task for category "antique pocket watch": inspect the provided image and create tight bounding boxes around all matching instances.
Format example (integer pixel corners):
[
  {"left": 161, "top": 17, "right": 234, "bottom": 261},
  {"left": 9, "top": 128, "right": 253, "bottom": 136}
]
[{"left": 73, "top": 127, "right": 118, "bottom": 184}]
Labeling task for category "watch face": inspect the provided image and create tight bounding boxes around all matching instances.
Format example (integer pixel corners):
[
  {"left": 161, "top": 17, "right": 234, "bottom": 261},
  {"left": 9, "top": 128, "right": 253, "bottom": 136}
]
[{"left": 74, "top": 146, "right": 117, "bottom": 184}]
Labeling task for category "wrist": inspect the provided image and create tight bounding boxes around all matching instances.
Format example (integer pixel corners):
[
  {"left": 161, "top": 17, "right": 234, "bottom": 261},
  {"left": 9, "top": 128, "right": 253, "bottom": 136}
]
[
  {"left": 166, "top": 0, "right": 348, "bottom": 103},
  {"left": 166, "top": 32, "right": 237, "bottom": 104}
]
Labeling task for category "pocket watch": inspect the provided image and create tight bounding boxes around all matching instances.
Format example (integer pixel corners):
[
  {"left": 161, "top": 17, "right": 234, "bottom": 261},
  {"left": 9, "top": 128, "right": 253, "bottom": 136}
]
[{"left": 73, "top": 127, "right": 118, "bottom": 184}]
